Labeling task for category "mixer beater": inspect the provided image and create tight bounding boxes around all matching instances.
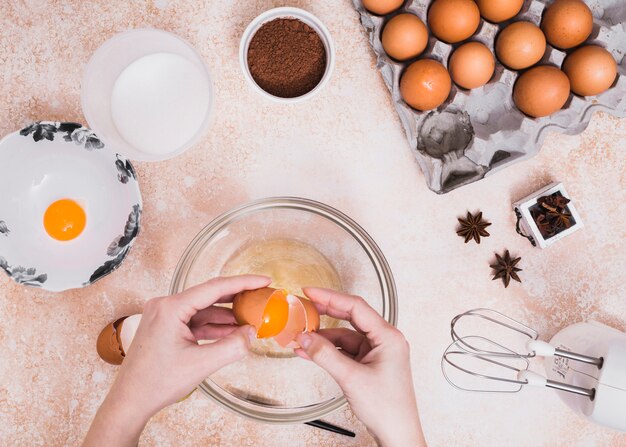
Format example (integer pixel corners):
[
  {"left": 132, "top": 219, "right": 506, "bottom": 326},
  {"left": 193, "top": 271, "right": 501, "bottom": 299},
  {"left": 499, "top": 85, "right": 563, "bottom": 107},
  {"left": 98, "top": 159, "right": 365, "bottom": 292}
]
[{"left": 441, "top": 308, "right": 626, "bottom": 432}]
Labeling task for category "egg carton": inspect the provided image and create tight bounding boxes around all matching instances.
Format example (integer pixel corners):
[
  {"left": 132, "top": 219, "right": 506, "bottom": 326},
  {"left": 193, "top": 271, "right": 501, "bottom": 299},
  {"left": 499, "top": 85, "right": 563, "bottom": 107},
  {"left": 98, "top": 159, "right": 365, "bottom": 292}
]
[{"left": 352, "top": 0, "right": 626, "bottom": 194}]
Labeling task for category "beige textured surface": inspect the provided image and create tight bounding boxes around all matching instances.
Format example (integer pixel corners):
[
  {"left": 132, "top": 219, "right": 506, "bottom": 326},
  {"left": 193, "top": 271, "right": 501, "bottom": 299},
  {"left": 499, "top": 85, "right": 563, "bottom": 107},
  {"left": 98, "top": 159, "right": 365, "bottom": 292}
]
[{"left": 0, "top": 0, "right": 625, "bottom": 446}]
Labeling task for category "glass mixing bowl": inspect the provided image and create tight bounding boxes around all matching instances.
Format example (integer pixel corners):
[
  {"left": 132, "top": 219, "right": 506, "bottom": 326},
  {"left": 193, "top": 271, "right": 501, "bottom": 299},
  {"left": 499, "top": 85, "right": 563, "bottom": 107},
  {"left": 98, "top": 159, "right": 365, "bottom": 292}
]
[{"left": 170, "top": 197, "right": 397, "bottom": 423}]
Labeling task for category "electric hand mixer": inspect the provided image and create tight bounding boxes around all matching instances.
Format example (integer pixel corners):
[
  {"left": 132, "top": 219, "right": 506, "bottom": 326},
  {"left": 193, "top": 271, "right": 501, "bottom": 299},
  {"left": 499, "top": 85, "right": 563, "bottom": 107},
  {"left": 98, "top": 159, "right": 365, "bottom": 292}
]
[{"left": 441, "top": 309, "right": 626, "bottom": 432}]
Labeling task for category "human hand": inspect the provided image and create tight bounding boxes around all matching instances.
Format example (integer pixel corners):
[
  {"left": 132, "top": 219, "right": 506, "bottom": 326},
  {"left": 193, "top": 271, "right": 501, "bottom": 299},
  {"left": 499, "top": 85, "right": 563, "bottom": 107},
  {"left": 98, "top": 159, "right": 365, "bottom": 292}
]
[
  {"left": 83, "top": 275, "right": 271, "bottom": 447},
  {"left": 295, "top": 288, "right": 426, "bottom": 447}
]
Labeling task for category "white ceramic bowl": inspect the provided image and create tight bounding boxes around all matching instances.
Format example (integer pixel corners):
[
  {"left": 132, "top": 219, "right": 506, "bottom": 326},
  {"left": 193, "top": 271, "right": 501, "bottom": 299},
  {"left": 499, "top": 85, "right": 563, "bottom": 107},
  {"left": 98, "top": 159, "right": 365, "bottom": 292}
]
[
  {"left": 81, "top": 28, "right": 213, "bottom": 162},
  {"left": 0, "top": 121, "right": 142, "bottom": 292},
  {"left": 239, "top": 7, "right": 336, "bottom": 104}
]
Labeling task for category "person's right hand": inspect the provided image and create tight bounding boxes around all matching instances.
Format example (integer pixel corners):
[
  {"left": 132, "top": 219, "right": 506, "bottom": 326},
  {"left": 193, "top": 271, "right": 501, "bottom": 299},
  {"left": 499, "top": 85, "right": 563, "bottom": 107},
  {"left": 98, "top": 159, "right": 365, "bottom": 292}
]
[{"left": 295, "top": 288, "right": 426, "bottom": 447}]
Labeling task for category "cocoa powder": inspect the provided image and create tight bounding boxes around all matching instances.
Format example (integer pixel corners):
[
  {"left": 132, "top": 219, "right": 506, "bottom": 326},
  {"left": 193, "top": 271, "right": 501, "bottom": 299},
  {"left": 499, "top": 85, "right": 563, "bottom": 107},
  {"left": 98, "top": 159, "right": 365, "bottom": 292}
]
[{"left": 247, "top": 18, "right": 327, "bottom": 98}]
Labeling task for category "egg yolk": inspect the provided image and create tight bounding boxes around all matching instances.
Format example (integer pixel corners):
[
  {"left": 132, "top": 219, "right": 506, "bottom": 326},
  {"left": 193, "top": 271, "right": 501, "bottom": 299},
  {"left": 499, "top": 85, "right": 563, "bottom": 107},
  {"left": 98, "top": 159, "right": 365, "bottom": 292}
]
[
  {"left": 43, "top": 199, "right": 86, "bottom": 241},
  {"left": 257, "top": 289, "right": 289, "bottom": 338}
]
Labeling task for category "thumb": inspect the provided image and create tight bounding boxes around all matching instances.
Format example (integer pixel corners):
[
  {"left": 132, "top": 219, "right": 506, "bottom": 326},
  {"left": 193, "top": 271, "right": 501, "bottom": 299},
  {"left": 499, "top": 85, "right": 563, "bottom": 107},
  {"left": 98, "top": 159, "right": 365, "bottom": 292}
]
[
  {"left": 296, "top": 332, "right": 355, "bottom": 385},
  {"left": 196, "top": 325, "right": 256, "bottom": 374}
]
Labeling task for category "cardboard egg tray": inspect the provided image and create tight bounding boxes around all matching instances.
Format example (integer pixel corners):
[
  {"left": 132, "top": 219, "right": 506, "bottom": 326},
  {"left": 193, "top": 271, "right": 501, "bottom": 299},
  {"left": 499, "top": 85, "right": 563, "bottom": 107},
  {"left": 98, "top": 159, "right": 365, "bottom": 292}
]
[{"left": 352, "top": 0, "right": 626, "bottom": 194}]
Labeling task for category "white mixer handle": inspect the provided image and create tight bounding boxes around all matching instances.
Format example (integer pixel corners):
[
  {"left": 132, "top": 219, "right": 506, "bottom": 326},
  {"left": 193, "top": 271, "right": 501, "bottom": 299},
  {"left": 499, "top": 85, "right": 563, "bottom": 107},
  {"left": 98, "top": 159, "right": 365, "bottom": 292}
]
[
  {"left": 526, "top": 339, "right": 603, "bottom": 367},
  {"left": 517, "top": 369, "right": 595, "bottom": 398},
  {"left": 517, "top": 370, "right": 547, "bottom": 387},
  {"left": 527, "top": 339, "right": 555, "bottom": 357}
]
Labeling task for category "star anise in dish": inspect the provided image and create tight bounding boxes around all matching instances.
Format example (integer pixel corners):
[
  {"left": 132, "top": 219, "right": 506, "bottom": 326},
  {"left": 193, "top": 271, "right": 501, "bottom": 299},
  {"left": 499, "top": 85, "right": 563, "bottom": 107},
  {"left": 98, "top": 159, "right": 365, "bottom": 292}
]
[
  {"left": 457, "top": 211, "right": 491, "bottom": 244},
  {"left": 530, "top": 192, "right": 576, "bottom": 239},
  {"left": 532, "top": 213, "right": 553, "bottom": 237},
  {"left": 538, "top": 194, "right": 570, "bottom": 211},
  {"left": 547, "top": 208, "right": 573, "bottom": 230},
  {"left": 490, "top": 250, "right": 522, "bottom": 288}
]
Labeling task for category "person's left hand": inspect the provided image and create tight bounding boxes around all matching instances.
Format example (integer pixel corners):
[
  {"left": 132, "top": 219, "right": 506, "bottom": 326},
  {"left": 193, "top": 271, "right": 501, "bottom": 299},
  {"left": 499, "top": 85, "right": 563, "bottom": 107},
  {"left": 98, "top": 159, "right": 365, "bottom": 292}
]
[{"left": 83, "top": 275, "right": 271, "bottom": 447}]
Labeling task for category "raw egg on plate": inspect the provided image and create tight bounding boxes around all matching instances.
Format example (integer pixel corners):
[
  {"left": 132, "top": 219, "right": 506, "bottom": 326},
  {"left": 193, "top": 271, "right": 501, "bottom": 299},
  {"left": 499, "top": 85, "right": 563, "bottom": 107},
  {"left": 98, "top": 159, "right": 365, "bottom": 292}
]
[
  {"left": 428, "top": 0, "right": 481, "bottom": 44},
  {"left": 513, "top": 65, "right": 571, "bottom": 117},
  {"left": 541, "top": 0, "right": 593, "bottom": 49},
  {"left": 562, "top": 45, "right": 617, "bottom": 96},
  {"left": 400, "top": 59, "right": 451, "bottom": 111},
  {"left": 43, "top": 199, "right": 86, "bottom": 241},
  {"left": 449, "top": 42, "right": 495, "bottom": 89},
  {"left": 476, "top": 0, "right": 524, "bottom": 23},
  {"left": 382, "top": 14, "right": 429, "bottom": 61},
  {"left": 496, "top": 21, "right": 546, "bottom": 70},
  {"left": 233, "top": 287, "right": 320, "bottom": 348},
  {"left": 362, "top": 0, "right": 404, "bottom": 15}
]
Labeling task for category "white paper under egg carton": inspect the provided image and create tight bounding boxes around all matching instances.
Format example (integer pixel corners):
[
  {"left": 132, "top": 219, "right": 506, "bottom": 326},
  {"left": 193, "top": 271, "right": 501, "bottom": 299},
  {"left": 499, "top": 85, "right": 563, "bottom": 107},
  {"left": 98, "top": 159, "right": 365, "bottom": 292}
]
[{"left": 352, "top": 0, "right": 626, "bottom": 194}]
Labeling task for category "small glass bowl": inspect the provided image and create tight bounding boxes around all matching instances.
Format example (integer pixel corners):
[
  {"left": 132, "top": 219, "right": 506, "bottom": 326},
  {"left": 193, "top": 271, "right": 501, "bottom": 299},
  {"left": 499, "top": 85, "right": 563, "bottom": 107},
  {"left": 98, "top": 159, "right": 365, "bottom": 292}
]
[
  {"left": 170, "top": 197, "right": 397, "bottom": 423},
  {"left": 81, "top": 28, "right": 213, "bottom": 162}
]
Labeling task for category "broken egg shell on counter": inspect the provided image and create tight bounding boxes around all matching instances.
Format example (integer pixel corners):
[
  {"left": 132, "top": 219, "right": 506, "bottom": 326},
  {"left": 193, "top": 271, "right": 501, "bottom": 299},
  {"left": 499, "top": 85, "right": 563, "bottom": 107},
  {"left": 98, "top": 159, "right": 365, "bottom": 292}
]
[
  {"left": 232, "top": 287, "right": 320, "bottom": 348},
  {"left": 96, "top": 314, "right": 142, "bottom": 365}
]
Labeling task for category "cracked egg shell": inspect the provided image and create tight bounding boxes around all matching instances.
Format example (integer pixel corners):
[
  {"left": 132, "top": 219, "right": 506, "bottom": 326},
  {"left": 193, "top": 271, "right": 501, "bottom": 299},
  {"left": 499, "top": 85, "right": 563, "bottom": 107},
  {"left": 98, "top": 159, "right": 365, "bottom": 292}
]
[
  {"left": 233, "top": 287, "right": 289, "bottom": 337},
  {"left": 274, "top": 294, "right": 308, "bottom": 348},
  {"left": 298, "top": 295, "right": 320, "bottom": 333},
  {"left": 233, "top": 287, "right": 320, "bottom": 346},
  {"left": 96, "top": 313, "right": 142, "bottom": 365}
]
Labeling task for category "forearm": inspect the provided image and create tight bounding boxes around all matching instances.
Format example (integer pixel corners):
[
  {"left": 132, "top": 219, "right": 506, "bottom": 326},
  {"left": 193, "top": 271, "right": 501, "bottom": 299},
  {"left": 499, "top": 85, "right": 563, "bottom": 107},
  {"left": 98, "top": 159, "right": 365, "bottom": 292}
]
[
  {"left": 82, "top": 387, "right": 152, "bottom": 447},
  {"left": 372, "top": 400, "right": 426, "bottom": 447},
  {"left": 376, "top": 426, "right": 427, "bottom": 447}
]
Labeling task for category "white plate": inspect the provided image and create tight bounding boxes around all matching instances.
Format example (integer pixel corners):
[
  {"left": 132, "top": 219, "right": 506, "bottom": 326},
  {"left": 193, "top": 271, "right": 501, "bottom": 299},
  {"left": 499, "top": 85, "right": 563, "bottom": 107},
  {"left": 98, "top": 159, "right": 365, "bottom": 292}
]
[{"left": 0, "top": 121, "right": 142, "bottom": 292}]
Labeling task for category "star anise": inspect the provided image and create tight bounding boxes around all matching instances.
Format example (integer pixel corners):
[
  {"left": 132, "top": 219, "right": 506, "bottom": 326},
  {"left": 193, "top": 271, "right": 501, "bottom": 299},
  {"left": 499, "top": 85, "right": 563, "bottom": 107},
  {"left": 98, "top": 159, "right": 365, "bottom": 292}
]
[
  {"left": 490, "top": 250, "right": 522, "bottom": 288},
  {"left": 532, "top": 212, "right": 554, "bottom": 238},
  {"left": 548, "top": 209, "right": 573, "bottom": 230},
  {"left": 538, "top": 194, "right": 570, "bottom": 211},
  {"left": 457, "top": 211, "right": 491, "bottom": 244}
]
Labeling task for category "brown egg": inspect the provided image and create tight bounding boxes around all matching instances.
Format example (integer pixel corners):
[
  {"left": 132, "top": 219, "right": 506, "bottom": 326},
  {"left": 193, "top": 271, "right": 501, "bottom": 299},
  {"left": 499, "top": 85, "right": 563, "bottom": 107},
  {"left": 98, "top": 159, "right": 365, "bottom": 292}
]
[
  {"left": 541, "top": 0, "right": 593, "bottom": 49},
  {"left": 449, "top": 42, "right": 495, "bottom": 89},
  {"left": 400, "top": 59, "right": 451, "bottom": 111},
  {"left": 562, "top": 45, "right": 617, "bottom": 96},
  {"left": 476, "top": 0, "right": 524, "bottom": 23},
  {"left": 428, "top": 0, "right": 481, "bottom": 44},
  {"left": 233, "top": 287, "right": 320, "bottom": 347},
  {"left": 513, "top": 65, "right": 571, "bottom": 117},
  {"left": 382, "top": 14, "right": 429, "bottom": 61},
  {"left": 496, "top": 21, "right": 546, "bottom": 70},
  {"left": 362, "top": 0, "right": 404, "bottom": 15}
]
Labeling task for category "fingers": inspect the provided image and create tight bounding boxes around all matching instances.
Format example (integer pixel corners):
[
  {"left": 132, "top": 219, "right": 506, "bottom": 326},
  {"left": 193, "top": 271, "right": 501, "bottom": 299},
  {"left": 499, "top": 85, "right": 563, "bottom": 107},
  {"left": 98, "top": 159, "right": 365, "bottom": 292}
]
[
  {"left": 195, "top": 325, "right": 256, "bottom": 373},
  {"left": 318, "top": 328, "right": 366, "bottom": 356},
  {"left": 191, "top": 324, "right": 238, "bottom": 341},
  {"left": 173, "top": 275, "right": 271, "bottom": 320},
  {"left": 189, "top": 305, "right": 236, "bottom": 327},
  {"left": 303, "top": 287, "right": 392, "bottom": 344},
  {"left": 295, "top": 332, "right": 356, "bottom": 384}
]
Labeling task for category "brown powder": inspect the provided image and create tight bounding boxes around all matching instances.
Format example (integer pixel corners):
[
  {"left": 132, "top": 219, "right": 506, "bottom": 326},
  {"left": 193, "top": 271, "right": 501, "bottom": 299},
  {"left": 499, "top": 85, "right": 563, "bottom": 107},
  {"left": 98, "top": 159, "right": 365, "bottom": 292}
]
[{"left": 247, "top": 18, "right": 327, "bottom": 98}]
